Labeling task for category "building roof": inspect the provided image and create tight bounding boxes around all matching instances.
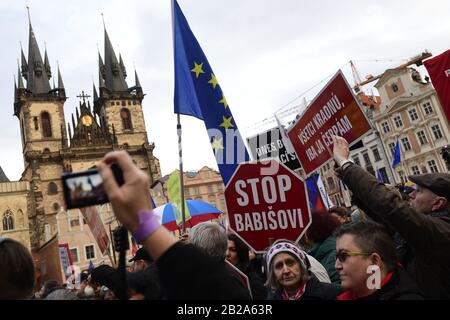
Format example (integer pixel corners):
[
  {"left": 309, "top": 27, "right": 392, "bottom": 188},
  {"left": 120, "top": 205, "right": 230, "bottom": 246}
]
[{"left": 0, "top": 166, "right": 10, "bottom": 182}]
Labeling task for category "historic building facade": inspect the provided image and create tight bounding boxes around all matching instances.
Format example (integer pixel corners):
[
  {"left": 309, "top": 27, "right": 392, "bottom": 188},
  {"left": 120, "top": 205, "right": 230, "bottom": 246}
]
[
  {"left": 373, "top": 67, "right": 450, "bottom": 182},
  {"left": 0, "top": 19, "right": 161, "bottom": 283}
]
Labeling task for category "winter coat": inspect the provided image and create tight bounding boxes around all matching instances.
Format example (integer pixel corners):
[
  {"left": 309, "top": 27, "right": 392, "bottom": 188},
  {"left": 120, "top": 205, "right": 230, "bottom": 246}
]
[
  {"left": 156, "top": 242, "right": 251, "bottom": 300},
  {"left": 336, "top": 267, "right": 424, "bottom": 300},
  {"left": 308, "top": 236, "right": 340, "bottom": 284},
  {"left": 267, "top": 275, "right": 342, "bottom": 300},
  {"left": 342, "top": 164, "right": 450, "bottom": 299}
]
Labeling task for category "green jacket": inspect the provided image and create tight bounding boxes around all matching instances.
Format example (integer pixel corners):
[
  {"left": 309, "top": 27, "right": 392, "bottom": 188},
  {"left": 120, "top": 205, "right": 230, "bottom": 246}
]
[
  {"left": 308, "top": 236, "right": 340, "bottom": 284},
  {"left": 342, "top": 164, "right": 450, "bottom": 299}
]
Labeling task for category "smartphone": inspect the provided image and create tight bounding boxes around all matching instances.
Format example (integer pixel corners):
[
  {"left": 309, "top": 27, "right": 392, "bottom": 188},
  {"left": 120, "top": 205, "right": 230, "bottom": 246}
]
[{"left": 61, "top": 163, "right": 124, "bottom": 209}]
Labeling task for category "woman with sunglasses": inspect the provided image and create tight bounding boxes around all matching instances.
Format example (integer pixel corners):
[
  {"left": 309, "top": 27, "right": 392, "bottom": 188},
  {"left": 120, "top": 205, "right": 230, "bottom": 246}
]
[
  {"left": 265, "top": 239, "right": 342, "bottom": 300},
  {"left": 335, "top": 221, "right": 423, "bottom": 300}
]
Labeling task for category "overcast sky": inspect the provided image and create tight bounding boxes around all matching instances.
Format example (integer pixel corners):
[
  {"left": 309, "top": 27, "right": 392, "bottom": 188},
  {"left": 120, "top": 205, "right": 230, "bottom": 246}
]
[{"left": 1, "top": 0, "right": 449, "bottom": 181}]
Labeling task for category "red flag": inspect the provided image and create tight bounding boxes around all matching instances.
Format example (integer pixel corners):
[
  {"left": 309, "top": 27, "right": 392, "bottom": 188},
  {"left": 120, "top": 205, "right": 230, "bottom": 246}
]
[{"left": 424, "top": 49, "right": 450, "bottom": 122}]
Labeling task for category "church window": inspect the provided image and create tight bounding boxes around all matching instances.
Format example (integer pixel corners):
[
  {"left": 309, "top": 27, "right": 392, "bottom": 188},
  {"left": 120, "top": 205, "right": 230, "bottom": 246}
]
[
  {"left": 121, "top": 100, "right": 126, "bottom": 106},
  {"left": 34, "top": 117, "right": 39, "bottom": 130},
  {"left": 121, "top": 108, "right": 133, "bottom": 130},
  {"left": 41, "top": 112, "right": 52, "bottom": 137},
  {"left": 2, "top": 210, "right": 14, "bottom": 231},
  {"left": 48, "top": 182, "right": 58, "bottom": 195}
]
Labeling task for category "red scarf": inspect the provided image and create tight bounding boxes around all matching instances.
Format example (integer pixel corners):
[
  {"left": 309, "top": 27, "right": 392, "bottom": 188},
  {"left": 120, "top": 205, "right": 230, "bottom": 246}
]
[
  {"left": 281, "top": 282, "right": 307, "bottom": 300},
  {"left": 336, "top": 271, "right": 394, "bottom": 300}
]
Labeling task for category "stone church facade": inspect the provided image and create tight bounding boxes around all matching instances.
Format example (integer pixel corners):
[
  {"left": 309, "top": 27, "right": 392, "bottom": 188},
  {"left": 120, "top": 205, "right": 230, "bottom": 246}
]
[{"left": 0, "top": 19, "right": 161, "bottom": 283}]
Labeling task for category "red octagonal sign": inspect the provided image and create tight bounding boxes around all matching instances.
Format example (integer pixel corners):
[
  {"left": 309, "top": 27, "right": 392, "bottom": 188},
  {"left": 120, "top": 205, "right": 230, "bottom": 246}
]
[{"left": 225, "top": 159, "right": 311, "bottom": 253}]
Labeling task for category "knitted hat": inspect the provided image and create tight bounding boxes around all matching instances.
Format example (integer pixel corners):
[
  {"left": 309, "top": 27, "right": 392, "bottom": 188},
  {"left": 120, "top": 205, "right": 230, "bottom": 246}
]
[{"left": 266, "top": 241, "right": 309, "bottom": 273}]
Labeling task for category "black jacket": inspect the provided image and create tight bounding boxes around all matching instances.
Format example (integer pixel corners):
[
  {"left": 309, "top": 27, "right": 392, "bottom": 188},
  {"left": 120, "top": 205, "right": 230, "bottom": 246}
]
[
  {"left": 342, "top": 164, "right": 450, "bottom": 299},
  {"left": 337, "top": 268, "right": 424, "bottom": 300},
  {"left": 267, "top": 275, "right": 342, "bottom": 300},
  {"left": 156, "top": 242, "right": 251, "bottom": 300}
]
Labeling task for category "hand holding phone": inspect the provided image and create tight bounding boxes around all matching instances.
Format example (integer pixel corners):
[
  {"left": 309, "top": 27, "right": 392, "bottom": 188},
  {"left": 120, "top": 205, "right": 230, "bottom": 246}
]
[{"left": 61, "top": 163, "right": 124, "bottom": 209}]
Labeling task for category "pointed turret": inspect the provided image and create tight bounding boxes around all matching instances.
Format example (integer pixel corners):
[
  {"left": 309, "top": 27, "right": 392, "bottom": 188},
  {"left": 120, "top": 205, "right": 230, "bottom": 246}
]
[
  {"left": 134, "top": 69, "right": 141, "bottom": 88},
  {"left": 21, "top": 45, "right": 28, "bottom": 80},
  {"left": 98, "top": 53, "right": 106, "bottom": 88},
  {"left": 14, "top": 76, "right": 18, "bottom": 103},
  {"left": 26, "top": 17, "right": 51, "bottom": 93},
  {"left": 119, "top": 53, "right": 127, "bottom": 78},
  {"left": 57, "top": 64, "right": 64, "bottom": 89},
  {"left": 44, "top": 48, "right": 52, "bottom": 79},
  {"left": 17, "top": 63, "right": 25, "bottom": 89},
  {"left": 104, "top": 28, "right": 128, "bottom": 91},
  {"left": 93, "top": 82, "right": 99, "bottom": 101}
]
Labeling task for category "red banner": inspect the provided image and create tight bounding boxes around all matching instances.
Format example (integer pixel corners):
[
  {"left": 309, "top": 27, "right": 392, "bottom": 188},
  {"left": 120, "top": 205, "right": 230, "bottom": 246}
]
[
  {"left": 424, "top": 49, "right": 450, "bottom": 123},
  {"left": 80, "top": 206, "right": 110, "bottom": 256},
  {"left": 287, "top": 70, "right": 372, "bottom": 176}
]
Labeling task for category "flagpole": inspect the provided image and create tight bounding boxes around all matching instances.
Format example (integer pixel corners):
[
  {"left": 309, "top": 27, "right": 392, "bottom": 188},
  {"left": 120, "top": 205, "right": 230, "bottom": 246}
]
[{"left": 177, "top": 114, "right": 187, "bottom": 234}]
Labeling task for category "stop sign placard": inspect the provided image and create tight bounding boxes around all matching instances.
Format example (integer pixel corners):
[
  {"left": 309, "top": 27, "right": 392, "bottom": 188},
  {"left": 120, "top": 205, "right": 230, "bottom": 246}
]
[{"left": 225, "top": 160, "right": 311, "bottom": 253}]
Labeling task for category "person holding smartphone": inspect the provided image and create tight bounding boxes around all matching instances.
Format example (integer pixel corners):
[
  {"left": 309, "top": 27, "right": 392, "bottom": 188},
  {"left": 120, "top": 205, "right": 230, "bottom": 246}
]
[{"left": 97, "top": 151, "right": 250, "bottom": 300}]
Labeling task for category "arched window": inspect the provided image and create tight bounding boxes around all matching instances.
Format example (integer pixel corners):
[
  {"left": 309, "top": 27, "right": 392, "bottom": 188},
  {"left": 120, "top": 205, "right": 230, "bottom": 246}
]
[
  {"left": 3, "top": 211, "right": 14, "bottom": 231},
  {"left": 41, "top": 112, "right": 52, "bottom": 137},
  {"left": 120, "top": 108, "right": 133, "bottom": 130},
  {"left": 48, "top": 182, "right": 58, "bottom": 195}
]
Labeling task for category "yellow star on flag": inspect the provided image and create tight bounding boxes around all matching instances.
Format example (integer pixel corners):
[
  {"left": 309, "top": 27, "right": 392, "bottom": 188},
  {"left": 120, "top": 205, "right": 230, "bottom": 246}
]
[
  {"left": 191, "top": 62, "right": 205, "bottom": 78},
  {"left": 219, "top": 94, "right": 228, "bottom": 109},
  {"left": 211, "top": 137, "right": 224, "bottom": 152},
  {"left": 208, "top": 73, "right": 219, "bottom": 89},
  {"left": 219, "top": 116, "right": 234, "bottom": 130}
]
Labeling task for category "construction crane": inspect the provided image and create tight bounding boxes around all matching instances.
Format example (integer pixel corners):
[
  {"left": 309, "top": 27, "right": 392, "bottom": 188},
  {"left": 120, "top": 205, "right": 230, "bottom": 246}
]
[{"left": 351, "top": 51, "right": 433, "bottom": 92}]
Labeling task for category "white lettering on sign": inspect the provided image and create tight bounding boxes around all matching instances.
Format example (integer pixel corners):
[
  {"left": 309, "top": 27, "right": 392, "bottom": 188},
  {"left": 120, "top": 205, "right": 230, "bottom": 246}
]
[
  {"left": 235, "top": 175, "right": 292, "bottom": 206},
  {"left": 445, "top": 69, "right": 450, "bottom": 77},
  {"left": 234, "top": 208, "right": 304, "bottom": 231},
  {"left": 256, "top": 142, "right": 277, "bottom": 157}
]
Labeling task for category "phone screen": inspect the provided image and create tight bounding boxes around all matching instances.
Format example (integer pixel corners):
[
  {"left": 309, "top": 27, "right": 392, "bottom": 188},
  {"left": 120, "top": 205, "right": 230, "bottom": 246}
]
[{"left": 62, "top": 169, "right": 108, "bottom": 209}]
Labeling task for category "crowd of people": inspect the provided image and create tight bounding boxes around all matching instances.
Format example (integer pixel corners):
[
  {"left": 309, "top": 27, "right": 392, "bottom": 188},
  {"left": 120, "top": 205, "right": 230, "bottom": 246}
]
[{"left": 1, "top": 135, "right": 449, "bottom": 300}]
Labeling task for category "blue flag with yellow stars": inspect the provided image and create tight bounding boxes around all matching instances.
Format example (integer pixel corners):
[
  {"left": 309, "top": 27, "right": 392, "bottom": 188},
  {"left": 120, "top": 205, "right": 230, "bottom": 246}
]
[{"left": 173, "top": 0, "right": 250, "bottom": 185}]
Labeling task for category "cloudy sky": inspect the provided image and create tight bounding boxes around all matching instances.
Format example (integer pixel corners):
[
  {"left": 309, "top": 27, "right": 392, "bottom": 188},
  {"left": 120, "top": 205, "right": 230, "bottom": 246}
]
[{"left": 1, "top": 0, "right": 449, "bottom": 181}]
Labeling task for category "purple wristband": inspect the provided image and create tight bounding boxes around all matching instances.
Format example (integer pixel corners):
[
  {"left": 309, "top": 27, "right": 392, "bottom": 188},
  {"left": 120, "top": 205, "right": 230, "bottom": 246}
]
[{"left": 132, "top": 210, "right": 161, "bottom": 244}]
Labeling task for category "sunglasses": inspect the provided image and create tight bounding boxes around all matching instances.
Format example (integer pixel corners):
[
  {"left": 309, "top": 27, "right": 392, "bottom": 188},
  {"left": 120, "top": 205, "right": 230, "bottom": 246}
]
[{"left": 336, "top": 250, "right": 371, "bottom": 262}]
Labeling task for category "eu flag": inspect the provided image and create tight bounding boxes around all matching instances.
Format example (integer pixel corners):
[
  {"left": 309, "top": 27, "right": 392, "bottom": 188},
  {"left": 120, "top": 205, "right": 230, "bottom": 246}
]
[
  {"left": 391, "top": 140, "right": 401, "bottom": 169},
  {"left": 173, "top": 0, "right": 250, "bottom": 185}
]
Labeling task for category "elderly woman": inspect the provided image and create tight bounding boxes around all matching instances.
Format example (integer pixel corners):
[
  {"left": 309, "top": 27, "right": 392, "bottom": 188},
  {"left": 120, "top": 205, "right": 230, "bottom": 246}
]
[{"left": 265, "top": 239, "right": 341, "bottom": 300}]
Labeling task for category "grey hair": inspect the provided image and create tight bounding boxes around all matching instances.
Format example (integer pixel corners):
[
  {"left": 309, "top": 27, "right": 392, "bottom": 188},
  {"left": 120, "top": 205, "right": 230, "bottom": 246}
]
[
  {"left": 45, "top": 289, "right": 80, "bottom": 300},
  {"left": 189, "top": 222, "right": 228, "bottom": 262}
]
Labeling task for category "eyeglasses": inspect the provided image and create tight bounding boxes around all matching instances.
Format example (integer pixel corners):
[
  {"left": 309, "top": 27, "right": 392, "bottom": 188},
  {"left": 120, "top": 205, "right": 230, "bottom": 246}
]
[{"left": 336, "top": 250, "right": 372, "bottom": 262}]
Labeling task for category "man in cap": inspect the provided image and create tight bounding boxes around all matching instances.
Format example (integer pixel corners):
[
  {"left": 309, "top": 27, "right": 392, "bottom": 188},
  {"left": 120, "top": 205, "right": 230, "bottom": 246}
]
[
  {"left": 332, "top": 135, "right": 450, "bottom": 299},
  {"left": 129, "top": 247, "right": 154, "bottom": 272}
]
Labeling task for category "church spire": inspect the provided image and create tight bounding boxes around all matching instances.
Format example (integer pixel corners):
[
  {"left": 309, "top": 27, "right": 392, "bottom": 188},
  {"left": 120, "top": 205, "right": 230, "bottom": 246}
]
[
  {"left": 57, "top": 62, "right": 64, "bottom": 89},
  {"left": 17, "top": 61, "right": 25, "bottom": 89},
  {"left": 44, "top": 46, "right": 52, "bottom": 79},
  {"left": 98, "top": 52, "right": 106, "bottom": 88},
  {"left": 26, "top": 9, "right": 51, "bottom": 94},
  {"left": 103, "top": 28, "right": 128, "bottom": 91},
  {"left": 20, "top": 43, "right": 28, "bottom": 80},
  {"left": 135, "top": 69, "right": 141, "bottom": 88},
  {"left": 119, "top": 53, "right": 127, "bottom": 78},
  {"left": 93, "top": 82, "right": 99, "bottom": 101}
]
